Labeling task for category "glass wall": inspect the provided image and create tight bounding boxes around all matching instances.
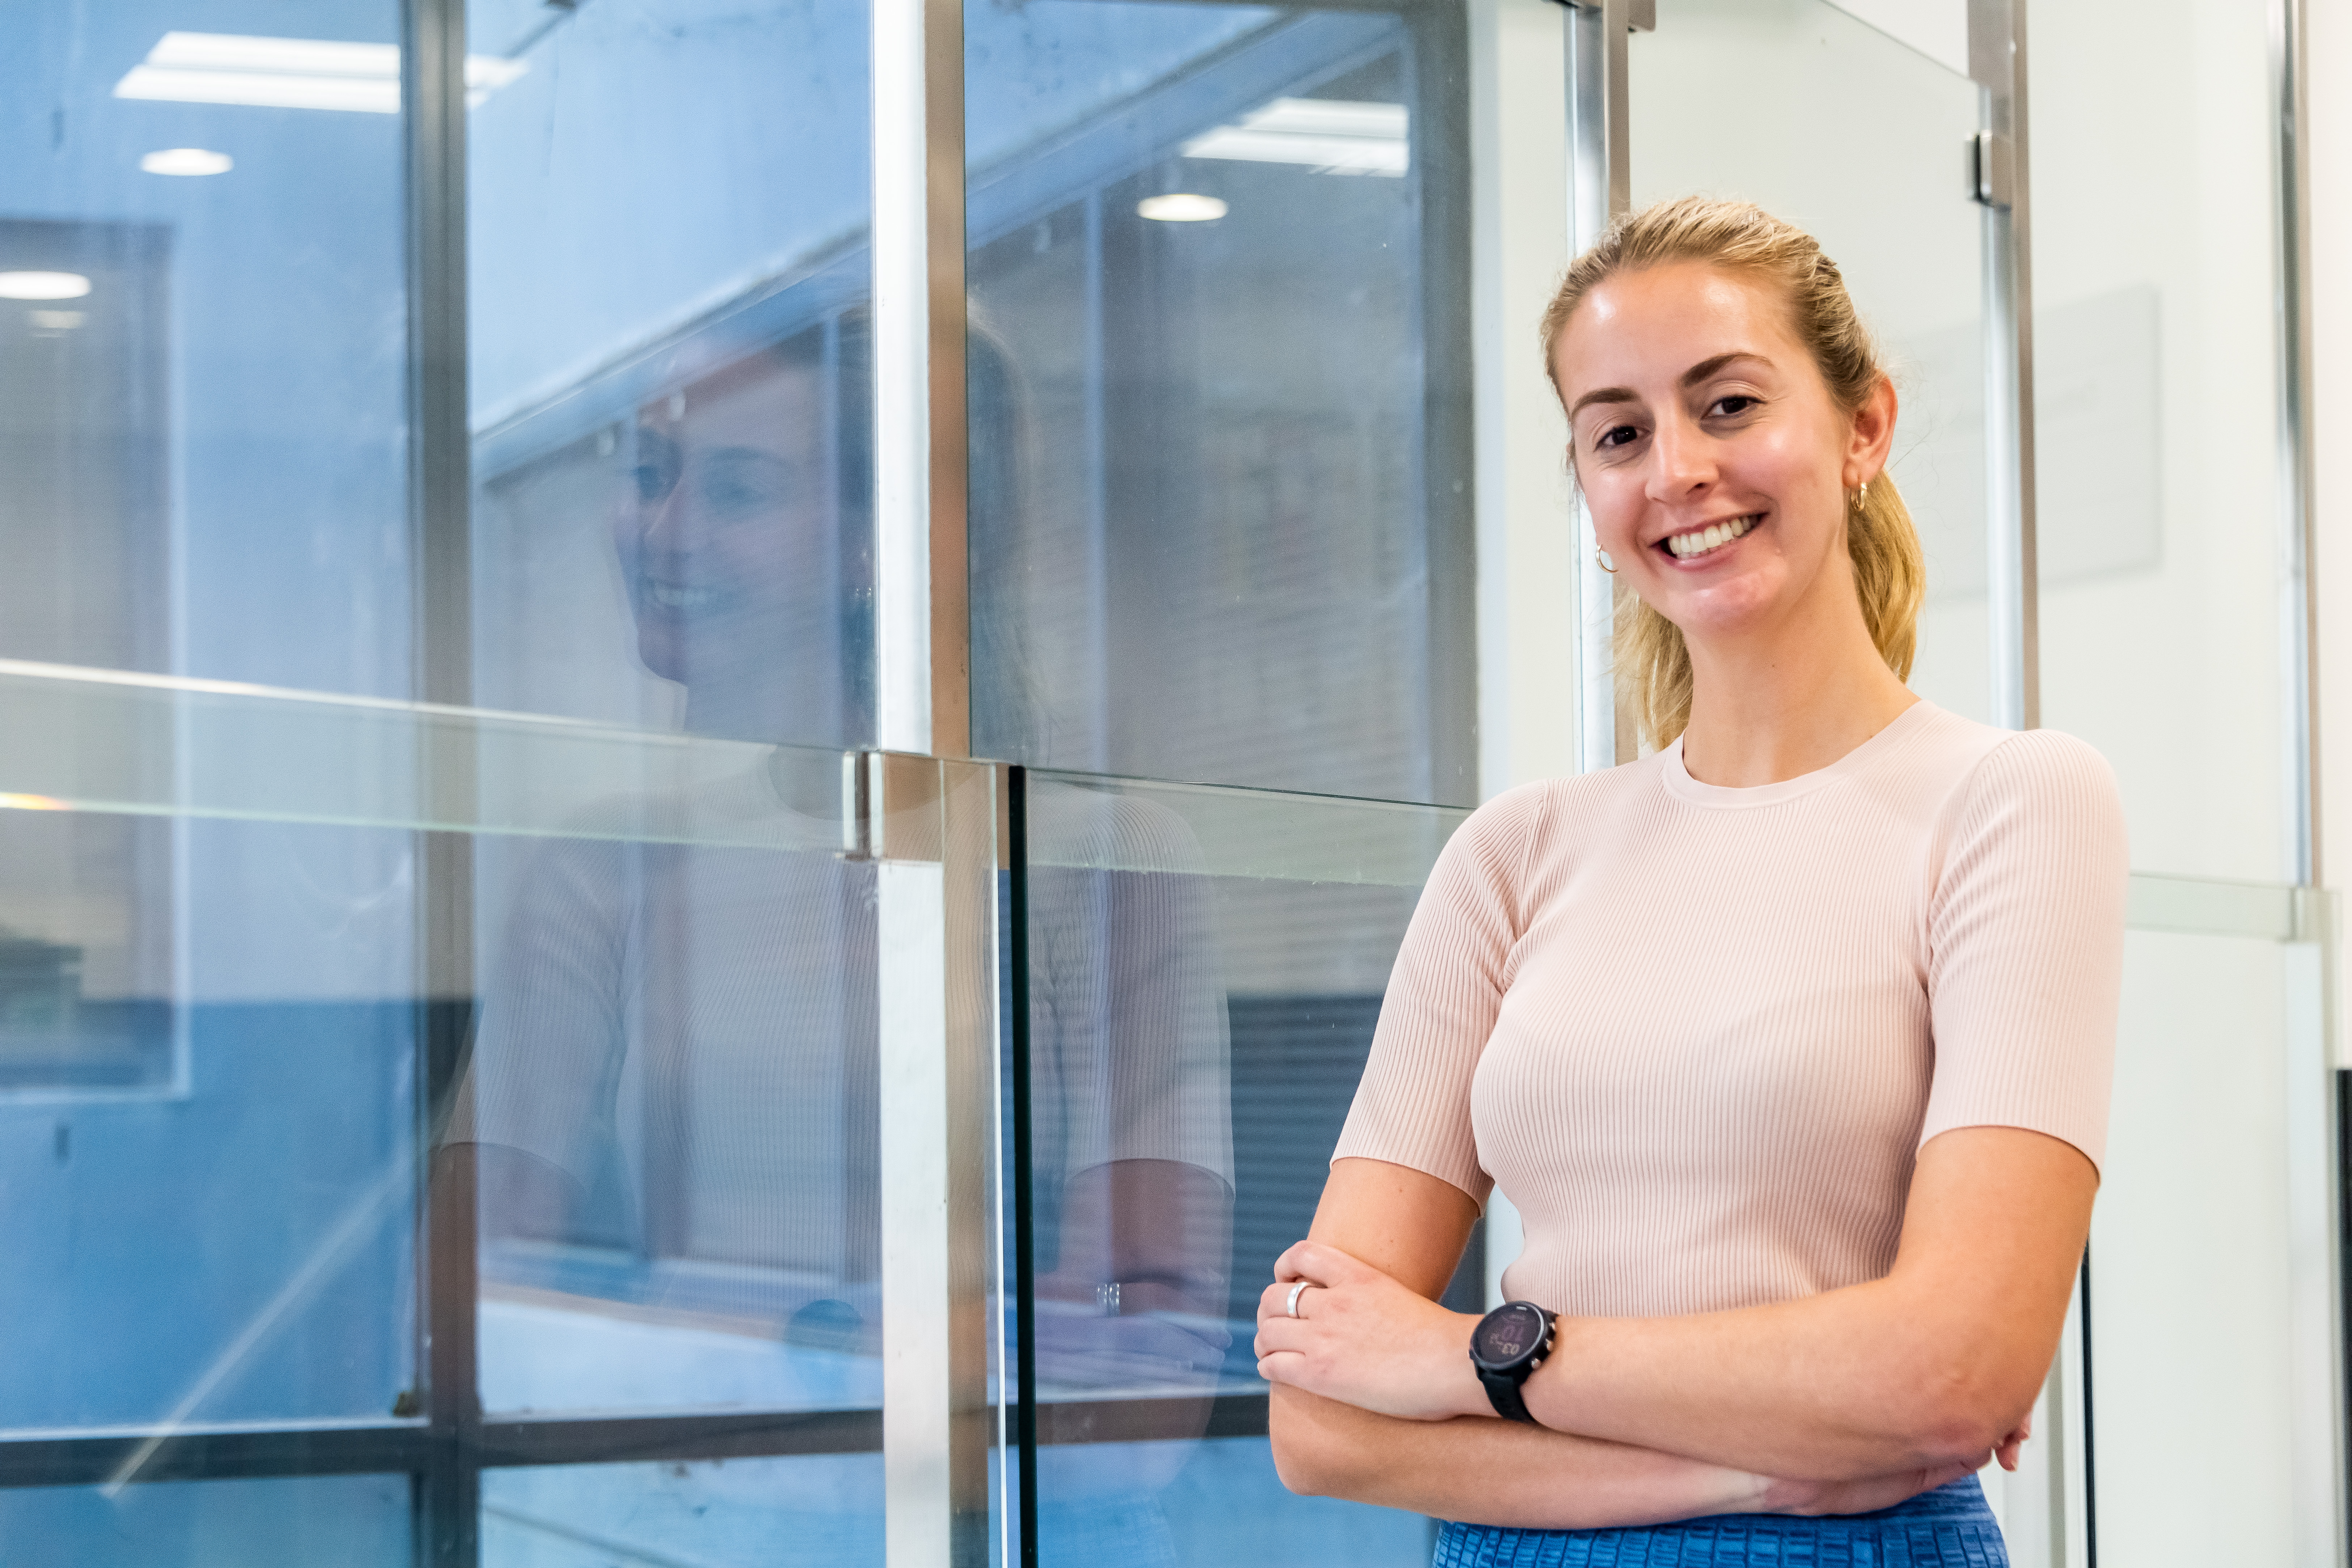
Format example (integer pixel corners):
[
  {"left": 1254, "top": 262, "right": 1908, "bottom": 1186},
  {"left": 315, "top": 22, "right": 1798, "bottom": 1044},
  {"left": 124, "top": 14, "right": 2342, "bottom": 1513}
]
[
  {"left": 2029, "top": 0, "right": 2291, "bottom": 883},
  {"left": 1020, "top": 772, "right": 1469, "bottom": 1561},
  {"left": 1629, "top": 0, "right": 1990, "bottom": 723},
  {"left": 0, "top": 0, "right": 419, "bottom": 1503},
  {"left": 968, "top": 0, "right": 1476, "bottom": 804}
]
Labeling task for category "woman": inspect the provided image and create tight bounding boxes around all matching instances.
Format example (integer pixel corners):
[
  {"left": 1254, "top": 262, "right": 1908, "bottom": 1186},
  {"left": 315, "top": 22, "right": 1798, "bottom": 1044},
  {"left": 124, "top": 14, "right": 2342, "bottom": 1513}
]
[{"left": 1254, "top": 197, "right": 2127, "bottom": 1561}]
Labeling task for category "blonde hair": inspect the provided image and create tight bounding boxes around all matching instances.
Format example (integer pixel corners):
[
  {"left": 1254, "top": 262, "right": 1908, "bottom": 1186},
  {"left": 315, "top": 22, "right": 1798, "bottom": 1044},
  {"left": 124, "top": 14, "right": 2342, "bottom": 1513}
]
[{"left": 1540, "top": 196, "right": 1926, "bottom": 749}]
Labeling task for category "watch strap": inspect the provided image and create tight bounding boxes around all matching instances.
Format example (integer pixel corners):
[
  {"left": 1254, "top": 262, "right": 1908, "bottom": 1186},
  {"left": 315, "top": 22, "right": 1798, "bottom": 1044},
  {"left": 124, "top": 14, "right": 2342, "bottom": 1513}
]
[{"left": 1478, "top": 1364, "right": 1538, "bottom": 1423}]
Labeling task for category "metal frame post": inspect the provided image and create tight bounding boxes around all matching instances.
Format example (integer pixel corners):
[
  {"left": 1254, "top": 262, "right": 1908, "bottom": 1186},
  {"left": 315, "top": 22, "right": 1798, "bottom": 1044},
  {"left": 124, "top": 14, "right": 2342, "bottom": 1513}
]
[
  {"left": 2272, "top": 0, "right": 2346, "bottom": 1555},
  {"left": 873, "top": 0, "right": 971, "bottom": 760},
  {"left": 1968, "top": 0, "right": 2039, "bottom": 737},
  {"left": 1561, "top": 0, "right": 1647, "bottom": 770},
  {"left": 402, "top": 0, "right": 479, "bottom": 1563},
  {"left": 870, "top": 754, "right": 1003, "bottom": 1568}
]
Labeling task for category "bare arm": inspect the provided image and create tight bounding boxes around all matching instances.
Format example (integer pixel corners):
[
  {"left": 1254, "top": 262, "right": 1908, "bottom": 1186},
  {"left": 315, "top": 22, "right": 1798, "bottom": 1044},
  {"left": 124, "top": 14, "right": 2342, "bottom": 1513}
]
[
  {"left": 1264, "top": 1159, "right": 1975, "bottom": 1526},
  {"left": 1263, "top": 1131, "right": 2079, "bottom": 1488},
  {"left": 1521, "top": 1125, "right": 2092, "bottom": 1478}
]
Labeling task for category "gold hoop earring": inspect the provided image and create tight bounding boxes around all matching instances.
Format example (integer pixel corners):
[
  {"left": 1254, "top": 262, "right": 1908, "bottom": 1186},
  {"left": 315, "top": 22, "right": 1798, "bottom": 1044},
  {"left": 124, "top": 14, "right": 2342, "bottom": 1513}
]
[
  {"left": 1595, "top": 548, "right": 1617, "bottom": 574},
  {"left": 1853, "top": 478, "right": 1870, "bottom": 508}
]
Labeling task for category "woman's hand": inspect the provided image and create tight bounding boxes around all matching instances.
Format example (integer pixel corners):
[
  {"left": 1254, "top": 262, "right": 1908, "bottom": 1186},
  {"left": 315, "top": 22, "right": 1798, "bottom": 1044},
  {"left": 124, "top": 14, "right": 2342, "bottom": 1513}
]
[
  {"left": 1760, "top": 1412, "right": 2026, "bottom": 1518},
  {"left": 1254, "top": 1239, "right": 1491, "bottom": 1421},
  {"left": 1758, "top": 1458, "right": 1983, "bottom": 1517}
]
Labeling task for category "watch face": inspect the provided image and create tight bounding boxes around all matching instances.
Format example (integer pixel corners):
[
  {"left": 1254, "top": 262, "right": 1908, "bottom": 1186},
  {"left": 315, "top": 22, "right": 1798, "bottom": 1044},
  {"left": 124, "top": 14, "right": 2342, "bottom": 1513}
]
[{"left": 1472, "top": 1302, "right": 1545, "bottom": 1369}]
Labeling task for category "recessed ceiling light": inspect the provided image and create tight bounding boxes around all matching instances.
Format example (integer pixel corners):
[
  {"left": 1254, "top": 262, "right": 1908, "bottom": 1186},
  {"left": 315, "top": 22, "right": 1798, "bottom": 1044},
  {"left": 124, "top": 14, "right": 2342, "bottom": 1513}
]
[
  {"left": 141, "top": 147, "right": 234, "bottom": 176},
  {"left": 1138, "top": 193, "right": 1229, "bottom": 223},
  {"left": 113, "top": 31, "right": 527, "bottom": 114},
  {"left": 0, "top": 272, "right": 93, "bottom": 301},
  {"left": 1183, "top": 98, "right": 1409, "bottom": 177}
]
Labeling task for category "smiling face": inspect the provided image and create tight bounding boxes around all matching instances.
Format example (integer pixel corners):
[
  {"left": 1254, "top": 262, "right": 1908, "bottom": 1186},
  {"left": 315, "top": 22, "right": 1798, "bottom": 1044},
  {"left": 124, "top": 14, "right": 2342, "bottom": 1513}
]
[
  {"left": 1553, "top": 260, "right": 1891, "bottom": 654},
  {"left": 613, "top": 354, "right": 838, "bottom": 711}
]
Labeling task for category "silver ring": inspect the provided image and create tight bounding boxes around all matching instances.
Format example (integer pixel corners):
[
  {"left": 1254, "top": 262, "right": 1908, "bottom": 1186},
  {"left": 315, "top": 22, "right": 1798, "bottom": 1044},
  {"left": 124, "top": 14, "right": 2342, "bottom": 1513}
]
[{"left": 1285, "top": 1281, "right": 1312, "bottom": 1319}]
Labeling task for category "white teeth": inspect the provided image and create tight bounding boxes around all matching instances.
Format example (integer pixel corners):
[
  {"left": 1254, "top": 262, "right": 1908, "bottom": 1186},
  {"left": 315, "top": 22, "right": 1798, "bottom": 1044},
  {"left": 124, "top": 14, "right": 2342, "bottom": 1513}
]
[
  {"left": 649, "top": 582, "right": 719, "bottom": 610},
  {"left": 1666, "top": 515, "right": 1756, "bottom": 560}
]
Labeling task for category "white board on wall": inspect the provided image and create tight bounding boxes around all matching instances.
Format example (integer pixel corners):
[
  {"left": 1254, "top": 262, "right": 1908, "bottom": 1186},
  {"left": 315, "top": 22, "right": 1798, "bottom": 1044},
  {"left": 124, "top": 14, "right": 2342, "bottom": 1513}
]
[{"left": 1821, "top": 0, "right": 1970, "bottom": 79}]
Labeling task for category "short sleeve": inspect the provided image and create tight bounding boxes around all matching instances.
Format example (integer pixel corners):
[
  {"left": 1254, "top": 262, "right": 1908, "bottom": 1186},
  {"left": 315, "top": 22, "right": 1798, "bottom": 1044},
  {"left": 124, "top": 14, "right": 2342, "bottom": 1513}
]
[
  {"left": 1921, "top": 730, "right": 2129, "bottom": 1169},
  {"left": 1329, "top": 782, "right": 1548, "bottom": 1205}
]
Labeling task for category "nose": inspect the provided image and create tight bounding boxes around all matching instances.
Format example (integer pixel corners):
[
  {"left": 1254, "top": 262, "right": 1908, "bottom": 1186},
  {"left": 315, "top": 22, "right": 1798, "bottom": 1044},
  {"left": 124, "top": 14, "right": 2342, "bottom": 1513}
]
[
  {"left": 1644, "top": 405, "right": 1716, "bottom": 508},
  {"left": 638, "top": 469, "right": 698, "bottom": 559}
]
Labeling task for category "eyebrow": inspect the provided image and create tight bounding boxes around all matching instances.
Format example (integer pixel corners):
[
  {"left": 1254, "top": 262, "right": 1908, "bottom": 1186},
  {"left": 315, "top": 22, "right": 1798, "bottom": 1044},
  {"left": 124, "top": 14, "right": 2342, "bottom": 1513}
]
[{"left": 1565, "top": 351, "right": 1775, "bottom": 421}]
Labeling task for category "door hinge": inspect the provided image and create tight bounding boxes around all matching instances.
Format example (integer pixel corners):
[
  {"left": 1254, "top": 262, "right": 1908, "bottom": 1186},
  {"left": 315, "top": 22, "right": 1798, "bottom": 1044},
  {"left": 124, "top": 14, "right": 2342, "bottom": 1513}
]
[
  {"left": 1541, "top": 0, "right": 1656, "bottom": 32},
  {"left": 1970, "top": 129, "right": 2015, "bottom": 208}
]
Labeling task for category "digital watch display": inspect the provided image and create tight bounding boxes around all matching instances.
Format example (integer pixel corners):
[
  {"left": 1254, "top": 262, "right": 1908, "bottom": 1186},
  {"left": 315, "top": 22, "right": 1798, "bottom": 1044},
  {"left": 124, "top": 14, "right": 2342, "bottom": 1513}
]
[{"left": 1467, "top": 1300, "right": 1557, "bottom": 1423}]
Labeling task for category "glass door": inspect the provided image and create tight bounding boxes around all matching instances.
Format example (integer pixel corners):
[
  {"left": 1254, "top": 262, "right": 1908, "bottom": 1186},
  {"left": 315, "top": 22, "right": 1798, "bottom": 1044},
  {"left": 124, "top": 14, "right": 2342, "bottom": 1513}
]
[
  {"left": 2088, "top": 878, "right": 2340, "bottom": 1566},
  {"left": 1627, "top": 0, "right": 1993, "bottom": 725},
  {"left": 1014, "top": 768, "right": 1476, "bottom": 1563}
]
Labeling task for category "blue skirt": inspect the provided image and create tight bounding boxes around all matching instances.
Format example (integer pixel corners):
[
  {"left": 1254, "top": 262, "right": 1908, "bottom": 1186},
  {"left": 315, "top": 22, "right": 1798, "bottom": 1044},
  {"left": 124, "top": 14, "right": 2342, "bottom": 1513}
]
[{"left": 1432, "top": 1476, "right": 2008, "bottom": 1567}]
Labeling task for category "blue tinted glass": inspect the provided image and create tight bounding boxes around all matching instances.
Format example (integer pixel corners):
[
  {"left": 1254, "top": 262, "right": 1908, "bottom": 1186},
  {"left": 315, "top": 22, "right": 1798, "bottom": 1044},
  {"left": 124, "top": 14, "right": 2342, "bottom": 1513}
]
[
  {"left": 483, "top": 1455, "right": 885, "bottom": 1566},
  {"left": 469, "top": 0, "right": 873, "bottom": 747},
  {"left": 967, "top": 1, "right": 1475, "bottom": 805},
  {"left": 0, "top": 1474, "right": 410, "bottom": 1568},
  {"left": 463, "top": 0, "right": 884, "bottom": 1425},
  {"left": 0, "top": 3, "right": 416, "bottom": 1428},
  {"left": 1021, "top": 773, "right": 1464, "bottom": 1563}
]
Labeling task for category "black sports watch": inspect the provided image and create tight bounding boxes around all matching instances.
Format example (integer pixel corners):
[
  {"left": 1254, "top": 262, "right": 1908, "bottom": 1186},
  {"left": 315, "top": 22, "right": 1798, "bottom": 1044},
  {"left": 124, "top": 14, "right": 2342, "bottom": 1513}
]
[{"left": 1468, "top": 1300, "right": 1556, "bottom": 1423}]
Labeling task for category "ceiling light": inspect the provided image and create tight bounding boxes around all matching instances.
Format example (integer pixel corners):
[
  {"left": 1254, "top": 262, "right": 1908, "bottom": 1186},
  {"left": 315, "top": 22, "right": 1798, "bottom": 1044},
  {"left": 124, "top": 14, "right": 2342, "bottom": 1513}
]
[
  {"left": 1183, "top": 98, "right": 1409, "bottom": 177},
  {"left": 141, "top": 147, "right": 234, "bottom": 176},
  {"left": 1138, "top": 193, "right": 1229, "bottom": 223},
  {"left": 113, "top": 31, "right": 527, "bottom": 114},
  {"left": 0, "top": 272, "right": 92, "bottom": 301}
]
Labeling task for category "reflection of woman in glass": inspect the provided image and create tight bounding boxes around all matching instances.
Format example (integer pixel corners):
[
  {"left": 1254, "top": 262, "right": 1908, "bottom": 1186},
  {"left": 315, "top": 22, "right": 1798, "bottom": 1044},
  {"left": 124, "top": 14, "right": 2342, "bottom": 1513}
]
[
  {"left": 461, "top": 309, "right": 1232, "bottom": 1558},
  {"left": 1258, "top": 200, "right": 2125, "bottom": 1564}
]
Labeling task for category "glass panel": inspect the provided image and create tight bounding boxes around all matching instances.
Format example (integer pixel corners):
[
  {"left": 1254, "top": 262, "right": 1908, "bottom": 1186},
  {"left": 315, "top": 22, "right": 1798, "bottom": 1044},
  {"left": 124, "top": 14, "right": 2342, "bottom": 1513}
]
[
  {"left": 462, "top": 0, "right": 898, "bottom": 1442},
  {"left": 966, "top": 3, "right": 1476, "bottom": 805},
  {"left": 0, "top": 1474, "right": 410, "bottom": 1567},
  {"left": 1022, "top": 769, "right": 1470, "bottom": 1563},
  {"left": 1629, "top": 0, "right": 1991, "bottom": 724},
  {"left": 483, "top": 1456, "right": 884, "bottom": 1566},
  {"left": 468, "top": 0, "right": 873, "bottom": 747},
  {"left": 0, "top": 664, "right": 869, "bottom": 1435},
  {"left": 2027, "top": 0, "right": 2287, "bottom": 881},
  {"left": 2082, "top": 922, "right": 2320, "bottom": 1560},
  {"left": 0, "top": 2, "right": 413, "bottom": 697},
  {"left": 0, "top": 0, "right": 416, "bottom": 1431}
]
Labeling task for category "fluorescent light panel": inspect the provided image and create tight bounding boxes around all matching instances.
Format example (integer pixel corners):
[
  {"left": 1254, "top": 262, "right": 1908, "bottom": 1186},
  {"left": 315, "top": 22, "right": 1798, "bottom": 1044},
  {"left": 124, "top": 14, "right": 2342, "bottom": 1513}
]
[
  {"left": 0, "top": 272, "right": 93, "bottom": 301},
  {"left": 1183, "top": 98, "right": 1409, "bottom": 177},
  {"left": 113, "top": 32, "right": 527, "bottom": 114}
]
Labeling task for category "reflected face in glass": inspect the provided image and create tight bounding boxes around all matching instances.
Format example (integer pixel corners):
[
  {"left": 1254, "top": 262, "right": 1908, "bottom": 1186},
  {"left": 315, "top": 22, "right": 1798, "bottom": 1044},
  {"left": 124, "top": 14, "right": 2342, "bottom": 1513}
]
[
  {"left": 1556, "top": 262, "right": 1874, "bottom": 645},
  {"left": 614, "top": 357, "right": 830, "bottom": 695}
]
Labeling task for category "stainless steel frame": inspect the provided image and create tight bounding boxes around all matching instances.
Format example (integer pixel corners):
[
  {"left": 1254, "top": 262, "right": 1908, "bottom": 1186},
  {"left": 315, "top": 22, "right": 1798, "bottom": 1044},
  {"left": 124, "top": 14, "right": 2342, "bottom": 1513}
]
[
  {"left": 1562, "top": 0, "right": 1648, "bottom": 771},
  {"left": 2269, "top": 0, "right": 2347, "bottom": 1558},
  {"left": 873, "top": 0, "right": 972, "bottom": 760},
  {"left": 403, "top": 1, "right": 479, "bottom": 1562},
  {"left": 1968, "top": 0, "right": 2039, "bottom": 737}
]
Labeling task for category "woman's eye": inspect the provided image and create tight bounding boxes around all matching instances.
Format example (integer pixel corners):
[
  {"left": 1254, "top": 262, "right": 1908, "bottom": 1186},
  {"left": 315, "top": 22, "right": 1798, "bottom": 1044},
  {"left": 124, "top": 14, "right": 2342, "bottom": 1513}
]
[
  {"left": 1710, "top": 394, "right": 1759, "bottom": 418},
  {"left": 1596, "top": 424, "right": 1641, "bottom": 450}
]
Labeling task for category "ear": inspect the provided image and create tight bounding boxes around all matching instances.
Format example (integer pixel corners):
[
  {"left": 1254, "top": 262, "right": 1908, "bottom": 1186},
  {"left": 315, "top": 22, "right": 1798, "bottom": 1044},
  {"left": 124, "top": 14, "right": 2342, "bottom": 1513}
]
[{"left": 1843, "top": 373, "right": 1898, "bottom": 488}]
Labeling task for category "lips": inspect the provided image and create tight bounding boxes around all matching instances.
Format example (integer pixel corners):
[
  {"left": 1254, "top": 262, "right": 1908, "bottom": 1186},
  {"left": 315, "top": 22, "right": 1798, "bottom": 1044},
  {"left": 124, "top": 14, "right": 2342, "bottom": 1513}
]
[
  {"left": 1659, "top": 513, "right": 1759, "bottom": 562},
  {"left": 642, "top": 580, "right": 722, "bottom": 613}
]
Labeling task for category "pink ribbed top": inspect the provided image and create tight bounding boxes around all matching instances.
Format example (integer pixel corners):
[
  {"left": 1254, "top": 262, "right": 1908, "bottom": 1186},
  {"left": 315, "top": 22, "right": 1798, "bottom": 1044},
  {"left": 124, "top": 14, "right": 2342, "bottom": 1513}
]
[{"left": 1333, "top": 701, "right": 2129, "bottom": 1317}]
